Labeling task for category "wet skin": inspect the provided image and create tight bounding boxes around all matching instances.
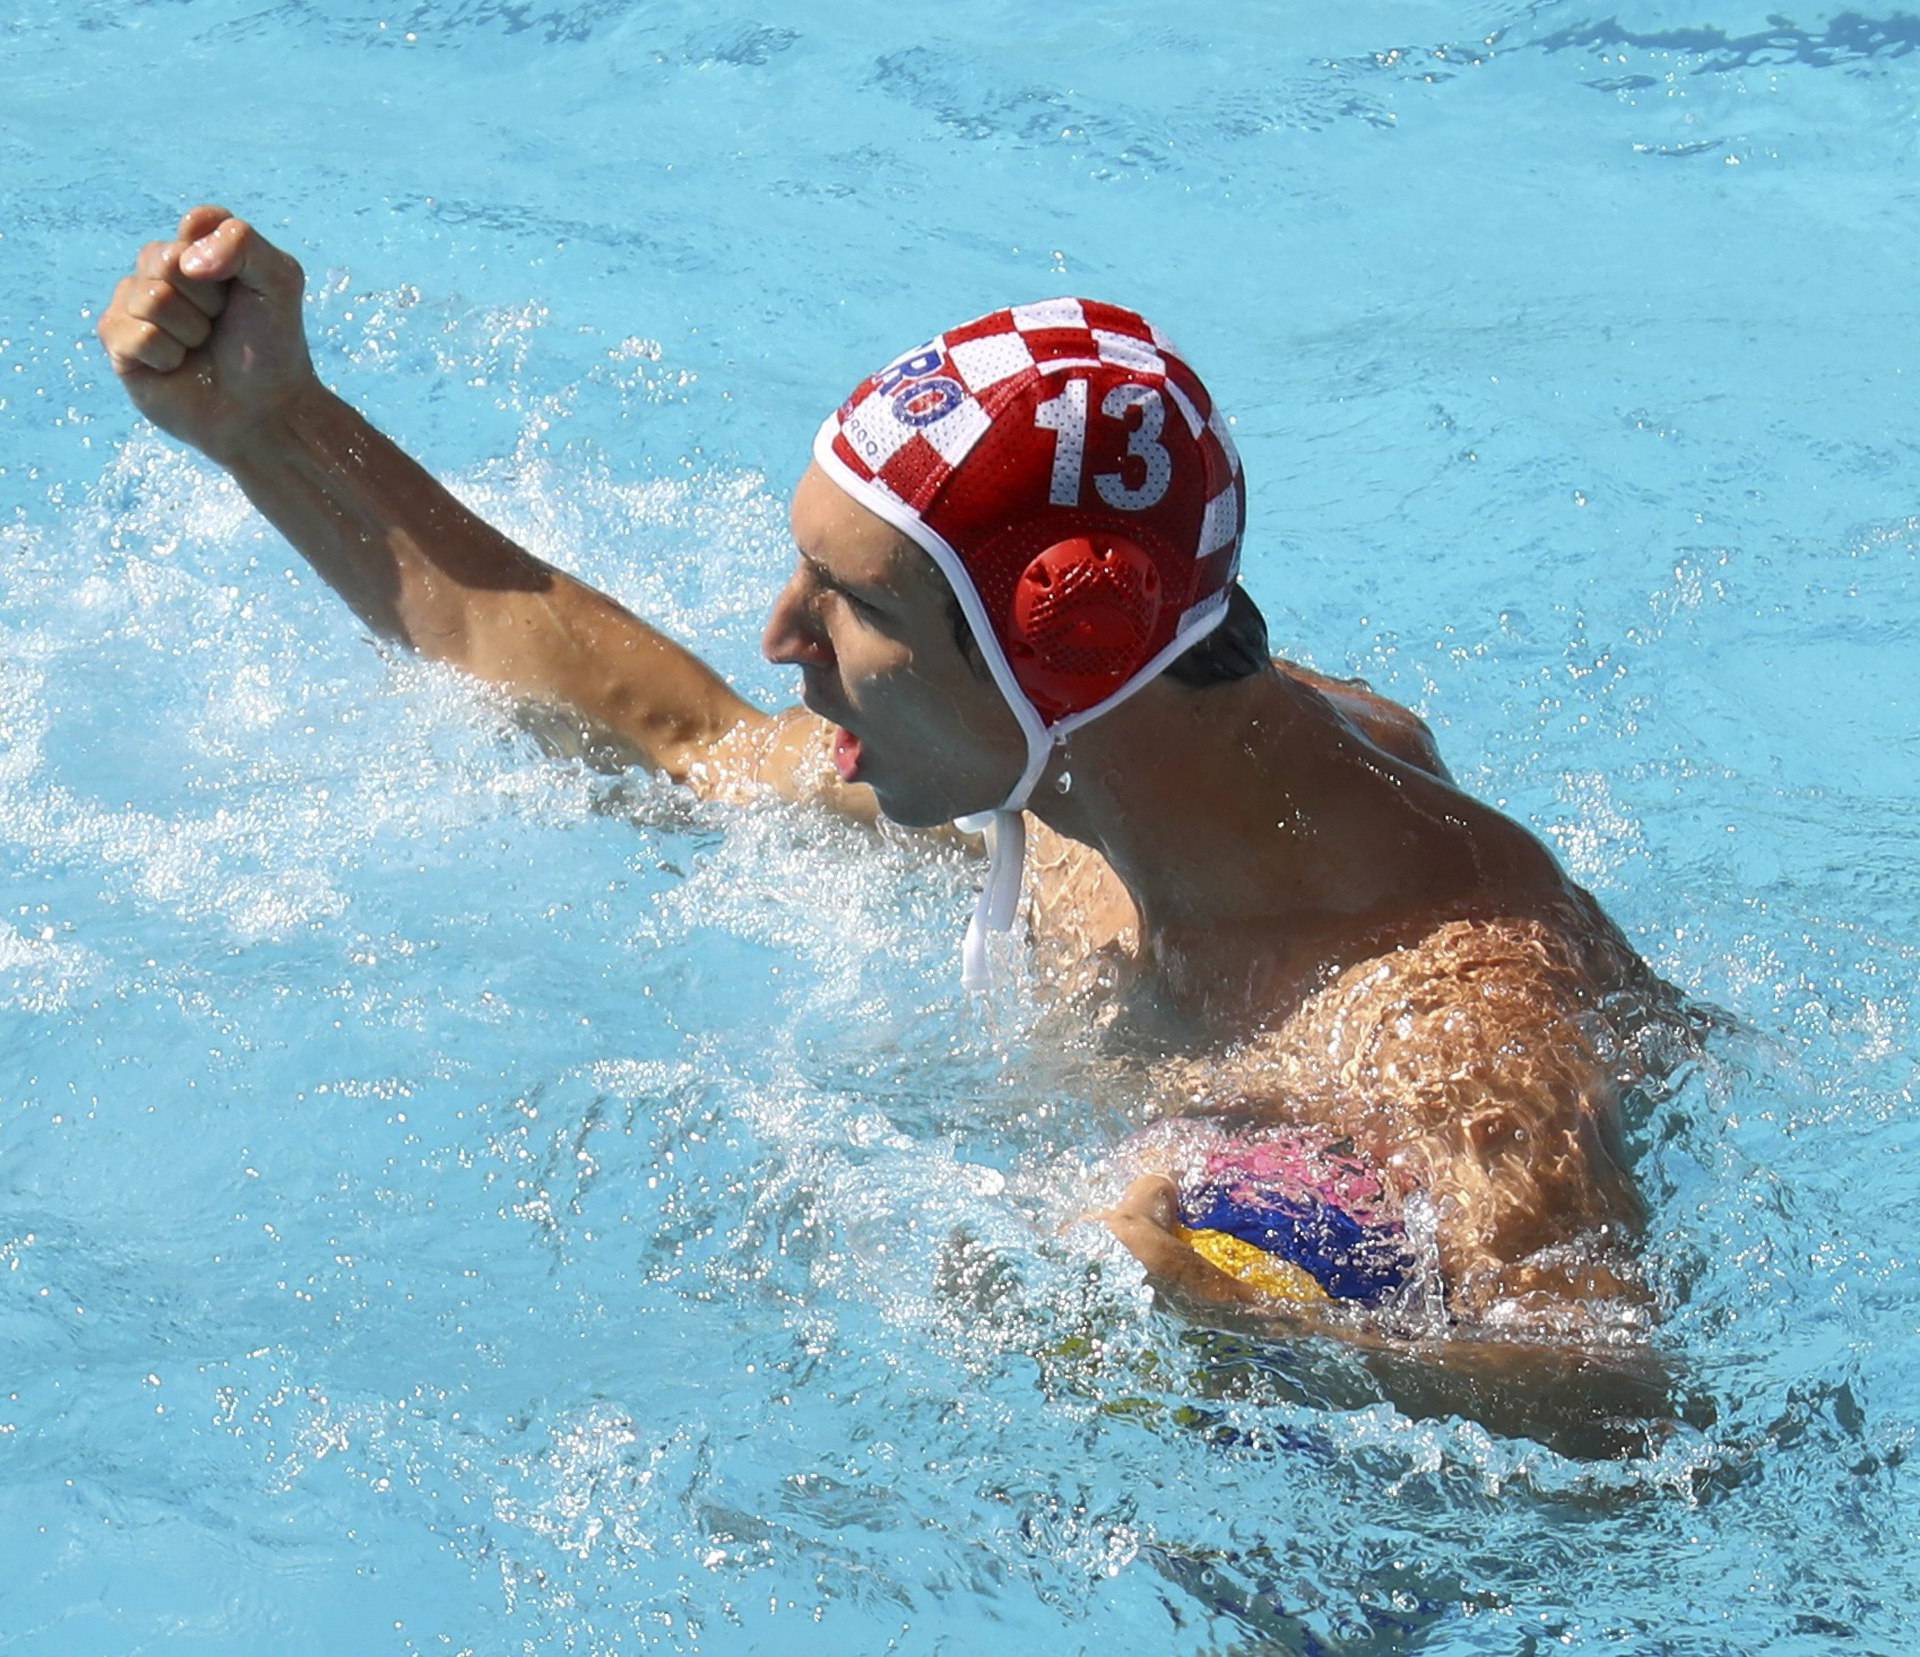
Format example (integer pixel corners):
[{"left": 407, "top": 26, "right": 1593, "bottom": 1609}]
[
  {"left": 97, "top": 207, "right": 1682, "bottom": 1424},
  {"left": 766, "top": 462, "right": 1663, "bottom": 1328}
]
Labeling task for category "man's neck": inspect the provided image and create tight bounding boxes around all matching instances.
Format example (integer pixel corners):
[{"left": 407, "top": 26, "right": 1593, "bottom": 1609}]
[{"left": 1025, "top": 670, "right": 1510, "bottom": 1003}]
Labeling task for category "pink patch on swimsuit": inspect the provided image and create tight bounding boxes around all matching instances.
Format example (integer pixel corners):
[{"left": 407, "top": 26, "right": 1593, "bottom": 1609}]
[{"left": 1180, "top": 1132, "right": 1414, "bottom": 1305}]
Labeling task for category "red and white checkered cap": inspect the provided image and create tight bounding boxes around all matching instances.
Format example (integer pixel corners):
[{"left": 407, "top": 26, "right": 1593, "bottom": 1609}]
[
  {"left": 812, "top": 298, "right": 1245, "bottom": 988},
  {"left": 815, "top": 297, "right": 1243, "bottom": 742}
]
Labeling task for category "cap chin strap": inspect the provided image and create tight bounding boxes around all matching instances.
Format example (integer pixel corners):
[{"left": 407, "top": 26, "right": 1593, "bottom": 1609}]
[{"left": 953, "top": 726, "right": 1055, "bottom": 993}]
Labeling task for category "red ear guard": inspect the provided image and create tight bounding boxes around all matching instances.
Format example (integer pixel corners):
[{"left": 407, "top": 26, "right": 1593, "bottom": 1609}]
[{"left": 1006, "top": 534, "right": 1164, "bottom": 720}]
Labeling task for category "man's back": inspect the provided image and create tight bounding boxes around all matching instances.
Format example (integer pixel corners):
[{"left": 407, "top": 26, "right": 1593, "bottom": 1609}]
[{"left": 1022, "top": 665, "right": 1670, "bottom": 1328}]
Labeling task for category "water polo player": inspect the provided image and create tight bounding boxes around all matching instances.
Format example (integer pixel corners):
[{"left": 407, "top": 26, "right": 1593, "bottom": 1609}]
[{"left": 97, "top": 206, "right": 1676, "bottom": 1357}]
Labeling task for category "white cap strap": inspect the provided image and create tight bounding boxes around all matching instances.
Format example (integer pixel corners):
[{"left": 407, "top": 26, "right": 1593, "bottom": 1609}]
[{"left": 957, "top": 809, "right": 1028, "bottom": 992}]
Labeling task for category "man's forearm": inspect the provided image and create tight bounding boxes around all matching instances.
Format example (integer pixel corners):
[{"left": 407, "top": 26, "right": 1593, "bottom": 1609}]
[
  {"left": 100, "top": 209, "right": 776, "bottom": 784},
  {"left": 229, "top": 384, "right": 560, "bottom": 650},
  {"left": 225, "top": 386, "right": 769, "bottom": 778}
]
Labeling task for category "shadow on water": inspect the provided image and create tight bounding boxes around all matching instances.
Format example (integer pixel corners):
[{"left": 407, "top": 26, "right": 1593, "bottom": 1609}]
[
  {"left": 1539, "top": 10, "right": 1920, "bottom": 71},
  {"left": 1066, "top": 1328, "right": 1680, "bottom": 1650},
  {"left": 1042, "top": 1324, "right": 1721, "bottom": 1651},
  {"left": 1011, "top": 1275, "right": 1711, "bottom": 1468},
  {"left": 1184, "top": 1323, "right": 1711, "bottom": 1466},
  {"left": 1144, "top": 1536, "right": 1503, "bottom": 1655}
]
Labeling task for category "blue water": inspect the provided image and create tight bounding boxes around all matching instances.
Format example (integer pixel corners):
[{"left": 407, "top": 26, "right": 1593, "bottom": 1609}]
[{"left": 5, "top": 2, "right": 1918, "bottom": 1650}]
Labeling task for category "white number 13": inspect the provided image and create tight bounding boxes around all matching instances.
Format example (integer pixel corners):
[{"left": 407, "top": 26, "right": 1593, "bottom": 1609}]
[{"left": 1034, "top": 380, "right": 1172, "bottom": 512}]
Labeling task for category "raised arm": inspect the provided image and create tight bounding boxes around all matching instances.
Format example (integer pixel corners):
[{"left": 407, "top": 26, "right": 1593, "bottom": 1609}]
[{"left": 96, "top": 204, "right": 866, "bottom": 809}]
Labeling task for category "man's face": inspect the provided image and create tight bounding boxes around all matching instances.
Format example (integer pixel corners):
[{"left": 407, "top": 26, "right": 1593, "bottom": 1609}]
[{"left": 763, "top": 463, "right": 1025, "bottom": 827}]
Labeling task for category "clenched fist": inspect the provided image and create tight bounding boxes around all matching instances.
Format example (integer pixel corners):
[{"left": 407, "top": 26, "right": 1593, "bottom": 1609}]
[{"left": 97, "top": 204, "right": 319, "bottom": 465}]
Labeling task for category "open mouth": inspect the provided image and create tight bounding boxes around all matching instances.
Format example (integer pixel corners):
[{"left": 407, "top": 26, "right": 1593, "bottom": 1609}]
[{"left": 832, "top": 725, "right": 864, "bottom": 783}]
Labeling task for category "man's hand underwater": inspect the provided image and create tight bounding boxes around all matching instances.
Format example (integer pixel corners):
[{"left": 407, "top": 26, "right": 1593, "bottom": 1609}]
[
  {"left": 1093, "top": 1174, "right": 1266, "bottom": 1309},
  {"left": 96, "top": 204, "right": 318, "bottom": 466}
]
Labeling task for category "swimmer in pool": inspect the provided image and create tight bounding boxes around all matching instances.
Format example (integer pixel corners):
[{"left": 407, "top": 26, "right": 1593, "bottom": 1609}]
[{"left": 96, "top": 207, "right": 1680, "bottom": 1370}]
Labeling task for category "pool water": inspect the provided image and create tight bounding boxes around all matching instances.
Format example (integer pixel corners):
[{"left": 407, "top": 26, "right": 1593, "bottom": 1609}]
[{"left": 5, "top": 1, "right": 1918, "bottom": 1650}]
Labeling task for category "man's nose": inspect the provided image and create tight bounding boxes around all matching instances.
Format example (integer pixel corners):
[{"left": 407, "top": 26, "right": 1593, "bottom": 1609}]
[{"left": 762, "top": 571, "right": 833, "bottom": 667}]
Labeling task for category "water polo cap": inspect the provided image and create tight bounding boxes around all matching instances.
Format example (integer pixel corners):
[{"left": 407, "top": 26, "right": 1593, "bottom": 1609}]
[{"left": 813, "top": 297, "right": 1245, "bottom": 990}]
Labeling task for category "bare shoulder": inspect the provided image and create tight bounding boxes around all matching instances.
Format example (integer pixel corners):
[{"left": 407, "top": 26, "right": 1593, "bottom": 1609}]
[
  {"left": 1274, "top": 657, "right": 1452, "bottom": 781},
  {"left": 1174, "top": 916, "right": 1661, "bottom": 1316},
  {"left": 1167, "top": 917, "right": 1625, "bottom": 1109},
  {"left": 1278, "top": 915, "right": 1624, "bottom": 1071}
]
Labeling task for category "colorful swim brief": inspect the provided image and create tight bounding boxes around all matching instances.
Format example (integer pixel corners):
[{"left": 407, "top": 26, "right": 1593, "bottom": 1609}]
[{"left": 1175, "top": 1135, "right": 1414, "bottom": 1306}]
